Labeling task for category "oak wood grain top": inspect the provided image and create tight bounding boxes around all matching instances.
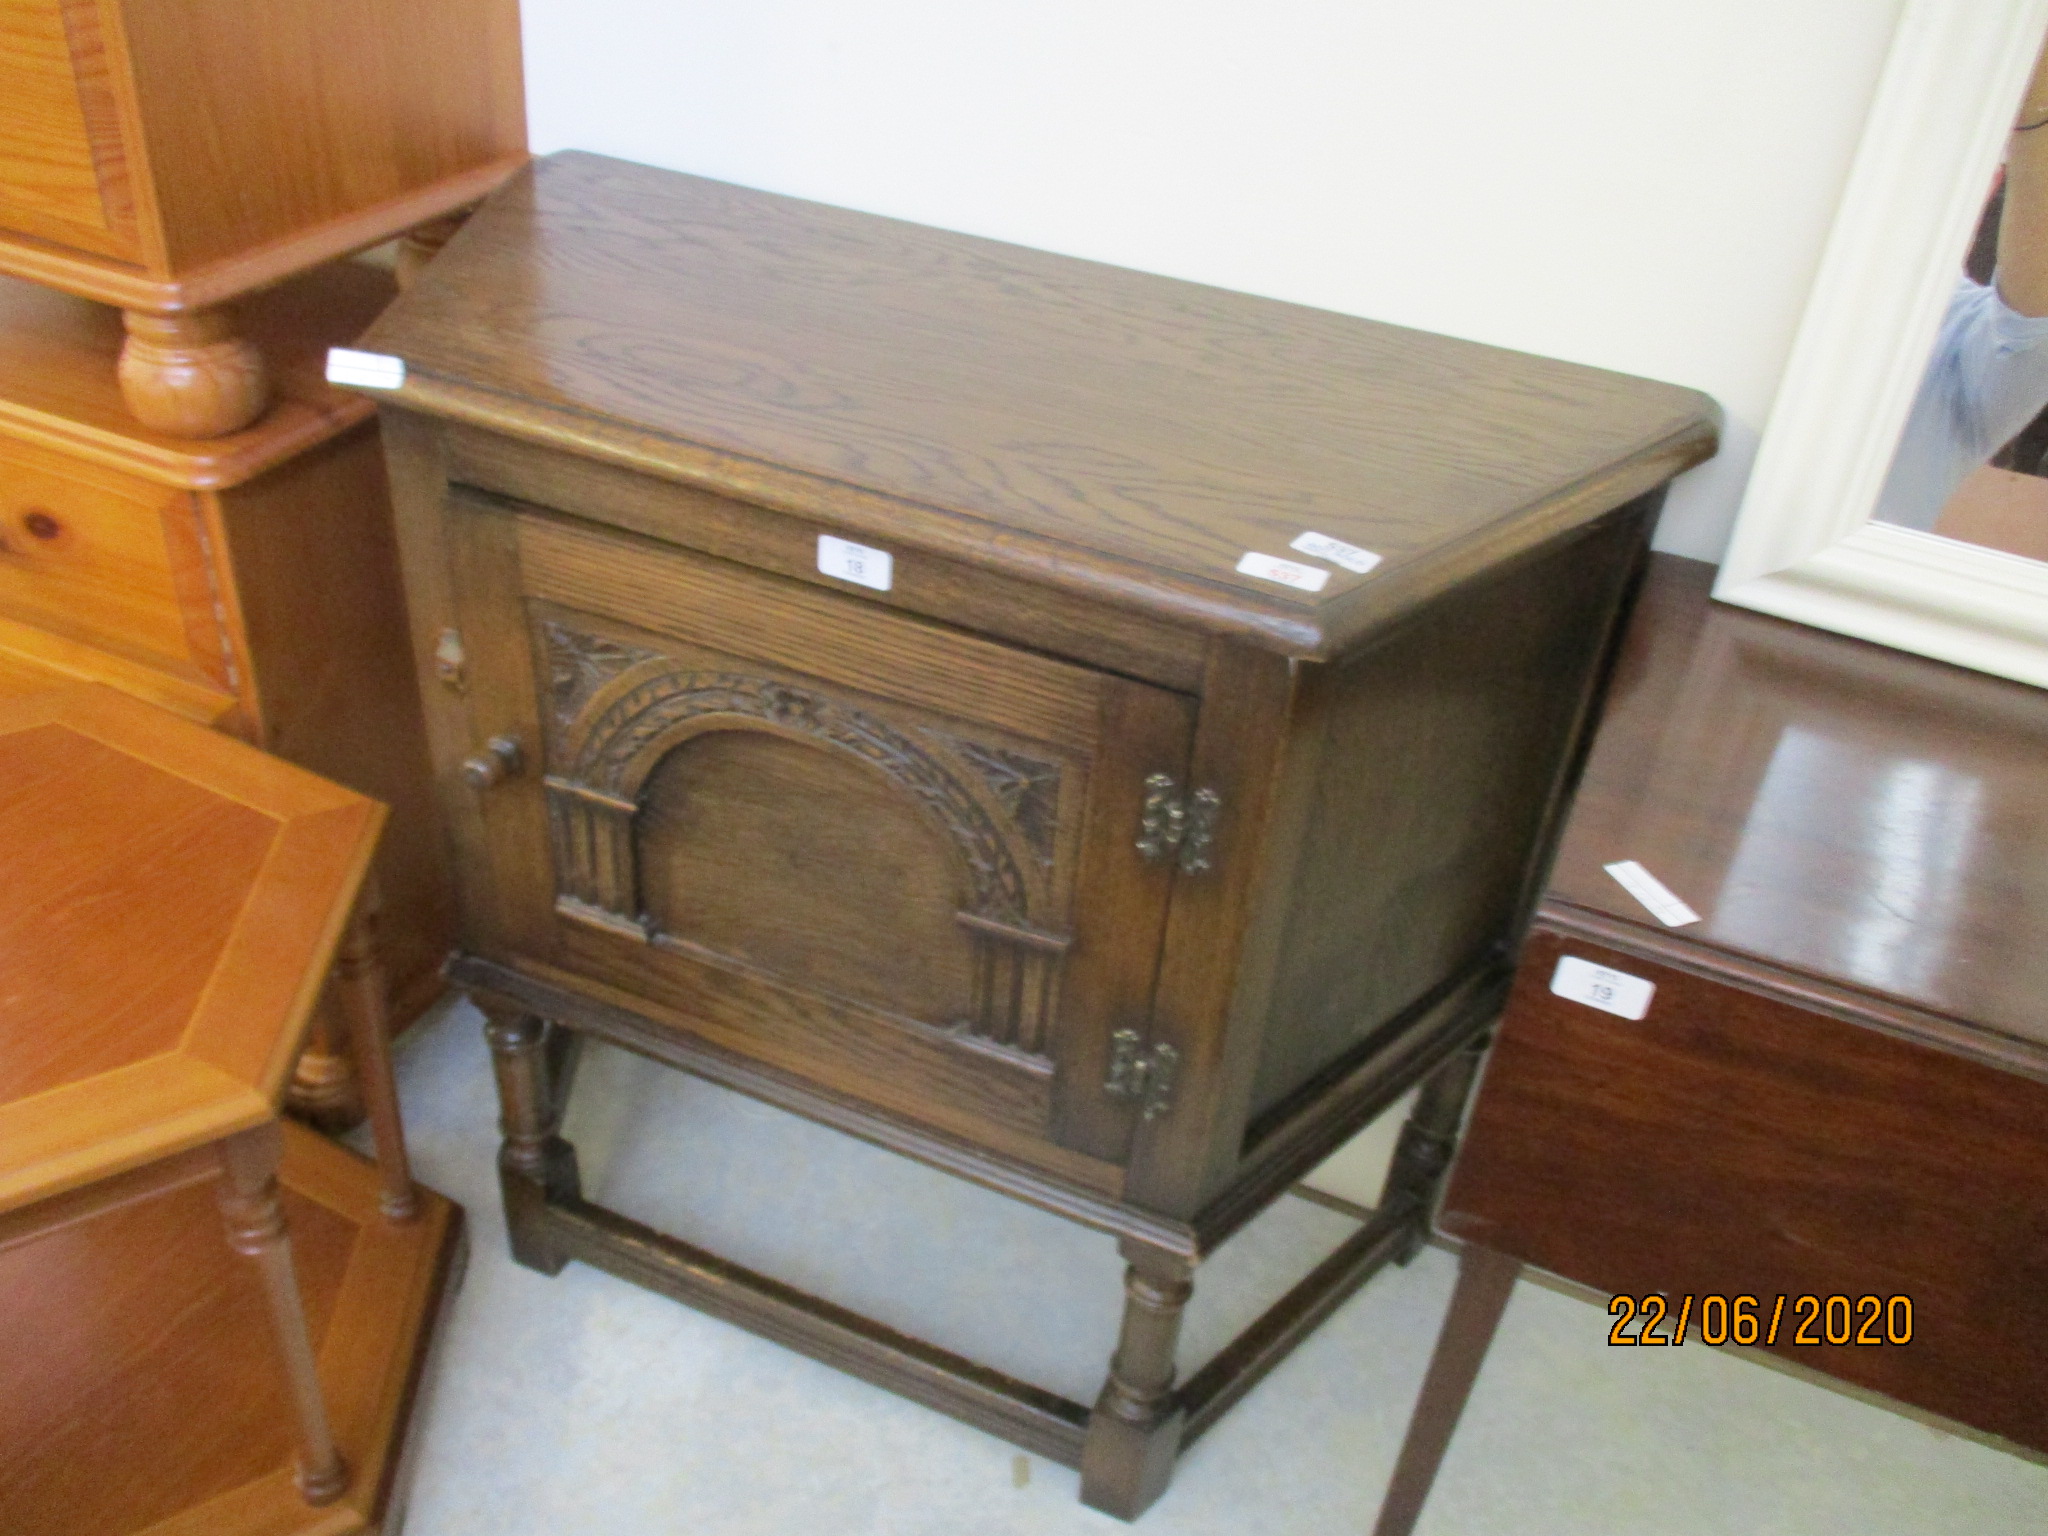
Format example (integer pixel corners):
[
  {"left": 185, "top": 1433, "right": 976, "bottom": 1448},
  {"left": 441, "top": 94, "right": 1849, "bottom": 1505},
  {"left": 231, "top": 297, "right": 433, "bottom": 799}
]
[
  {"left": 0, "top": 686, "right": 383, "bottom": 1211},
  {"left": 360, "top": 152, "right": 1718, "bottom": 657},
  {"left": 0, "top": 259, "right": 394, "bottom": 490},
  {"left": 1547, "top": 554, "right": 2048, "bottom": 1058}
]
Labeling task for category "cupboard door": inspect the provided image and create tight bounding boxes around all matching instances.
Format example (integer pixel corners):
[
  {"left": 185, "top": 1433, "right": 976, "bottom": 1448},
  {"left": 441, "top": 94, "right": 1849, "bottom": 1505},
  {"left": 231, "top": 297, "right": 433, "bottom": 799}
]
[{"left": 451, "top": 495, "right": 1195, "bottom": 1180}]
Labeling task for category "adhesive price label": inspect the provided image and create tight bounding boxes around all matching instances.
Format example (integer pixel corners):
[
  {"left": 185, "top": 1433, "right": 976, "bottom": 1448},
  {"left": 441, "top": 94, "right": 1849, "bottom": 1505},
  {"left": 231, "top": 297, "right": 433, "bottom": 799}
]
[
  {"left": 1235, "top": 551, "right": 1329, "bottom": 592},
  {"left": 325, "top": 348, "right": 406, "bottom": 389},
  {"left": 1289, "top": 531, "right": 1382, "bottom": 575},
  {"left": 818, "top": 534, "right": 893, "bottom": 591},
  {"left": 1550, "top": 954, "right": 1656, "bottom": 1021},
  {"left": 1603, "top": 859, "right": 1701, "bottom": 927}
]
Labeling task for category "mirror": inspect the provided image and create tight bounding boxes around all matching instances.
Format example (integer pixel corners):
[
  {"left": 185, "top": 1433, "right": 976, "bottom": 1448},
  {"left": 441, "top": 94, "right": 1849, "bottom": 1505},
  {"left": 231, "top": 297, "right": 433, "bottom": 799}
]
[
  {"left": 1716, "top": 1, "right": 2048, "bottom": 688},
  {"left": 1871, "top": 67, "right": 2048, "bottom": 566}
]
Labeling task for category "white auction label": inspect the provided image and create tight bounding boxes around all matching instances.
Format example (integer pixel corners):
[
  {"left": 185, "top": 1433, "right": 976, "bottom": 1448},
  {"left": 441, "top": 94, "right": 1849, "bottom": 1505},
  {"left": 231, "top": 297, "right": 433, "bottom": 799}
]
[
  {"left": 325, "top": 348, "right": 406, "bottom": 389},
  {"left": 1289, "top": 531, "right": 1382, "bottom": 575},
  {"left": 1603, "top": 859, "right": 1702, "bottom": 927},
  {"left": 817, "top": 534, "right": 893, "bottom": 591},
  {"left": 1550, "top": 954, "right": 1656, "bottom": 1021},
  {"left": 1236, "top": 551, "right": 1329, "bottom": 592}
]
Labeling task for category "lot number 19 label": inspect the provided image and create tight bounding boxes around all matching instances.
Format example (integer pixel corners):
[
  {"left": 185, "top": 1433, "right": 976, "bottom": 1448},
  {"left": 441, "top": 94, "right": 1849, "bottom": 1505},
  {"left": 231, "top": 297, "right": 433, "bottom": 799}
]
[{"left": 1550, "top": 955, "right": 1655, "bottom": 1021}]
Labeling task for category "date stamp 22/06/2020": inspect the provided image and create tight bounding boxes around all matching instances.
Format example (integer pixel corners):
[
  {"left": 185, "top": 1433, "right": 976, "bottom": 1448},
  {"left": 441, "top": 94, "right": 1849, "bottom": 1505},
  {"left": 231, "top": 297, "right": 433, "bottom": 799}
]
[{"left": 1607, "top": 1293, "right": 1914, "bottom": 1347}]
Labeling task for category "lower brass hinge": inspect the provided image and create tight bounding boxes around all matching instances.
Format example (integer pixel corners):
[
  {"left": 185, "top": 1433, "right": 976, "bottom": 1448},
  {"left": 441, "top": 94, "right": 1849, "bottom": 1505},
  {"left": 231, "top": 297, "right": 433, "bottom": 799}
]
[{"left": 1105, "top": 1028, "right": 1180, "bottom": 1119}]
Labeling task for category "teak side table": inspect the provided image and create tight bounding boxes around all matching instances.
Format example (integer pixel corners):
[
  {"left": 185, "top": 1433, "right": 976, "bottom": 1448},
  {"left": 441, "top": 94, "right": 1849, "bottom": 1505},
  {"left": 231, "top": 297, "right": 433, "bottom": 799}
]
[
  {"left": 358, "top": 152, "right": 1720, "bottom": 1518},
  {"left": 0, "top": 686, "right": 461, "bottom": 1536}
]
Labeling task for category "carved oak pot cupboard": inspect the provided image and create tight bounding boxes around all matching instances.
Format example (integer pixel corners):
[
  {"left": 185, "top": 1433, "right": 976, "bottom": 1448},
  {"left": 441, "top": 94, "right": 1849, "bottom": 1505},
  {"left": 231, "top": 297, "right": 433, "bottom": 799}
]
[{"left": 359, "top": 152, "right": 1718, "bottom": 1518}]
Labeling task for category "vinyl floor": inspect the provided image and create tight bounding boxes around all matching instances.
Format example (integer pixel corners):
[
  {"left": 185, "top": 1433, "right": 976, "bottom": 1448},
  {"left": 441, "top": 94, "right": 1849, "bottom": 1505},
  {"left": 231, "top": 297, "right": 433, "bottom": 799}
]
[{"left": 379, "top": 997, "right": 2048, "bottom": 1536}]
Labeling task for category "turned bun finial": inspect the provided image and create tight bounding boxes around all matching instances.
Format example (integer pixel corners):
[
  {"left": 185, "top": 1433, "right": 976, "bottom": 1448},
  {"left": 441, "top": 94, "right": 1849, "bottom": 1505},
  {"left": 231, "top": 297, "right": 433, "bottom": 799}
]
[{"left": 117, "top": 307, "right": 270, "bottom": 438}]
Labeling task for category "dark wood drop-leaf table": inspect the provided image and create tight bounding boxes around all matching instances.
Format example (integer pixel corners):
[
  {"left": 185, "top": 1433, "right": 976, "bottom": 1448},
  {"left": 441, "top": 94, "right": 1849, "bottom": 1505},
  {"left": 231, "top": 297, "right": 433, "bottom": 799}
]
[{"left": 353, "top": 150, "right": 1720, "bottom": 1518}]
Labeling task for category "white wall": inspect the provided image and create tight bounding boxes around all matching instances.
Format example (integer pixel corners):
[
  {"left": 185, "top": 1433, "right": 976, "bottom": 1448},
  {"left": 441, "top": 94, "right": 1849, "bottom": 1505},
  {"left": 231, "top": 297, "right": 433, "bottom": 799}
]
[{"left": 523, "top": 1, "right": 1905, "bottom": 562}]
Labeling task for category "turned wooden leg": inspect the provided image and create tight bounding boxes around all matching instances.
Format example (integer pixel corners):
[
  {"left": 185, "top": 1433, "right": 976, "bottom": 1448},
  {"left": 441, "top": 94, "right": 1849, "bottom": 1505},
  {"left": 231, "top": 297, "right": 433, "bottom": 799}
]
[
  {"left": 287, "top": 997, "right": 364, "bottom": 1133},
  {"left": 117, "top": 307, "right": 269, "bottom": 438},
  {"left": 480, "top": 1002, "right": 581, "bottom": 1275},
  {"left": 1385, "top": 1033, "right": 1491, "bottom": 1263},
  {"left": 331, "top": 881, "right": 417, "bottom": 1222},
  {"left": 395, "top": 211, "right": 471, "bottom": 290},
  {"left": 1081, "top": 1238, "right": 1195, "bottom": 1520},
  {"left": 216, "top": 1123, "right": 349, "bottom": 1506},
  {"left": 1370, "top": 1243, "right": 1521, "bottom": 1536}
]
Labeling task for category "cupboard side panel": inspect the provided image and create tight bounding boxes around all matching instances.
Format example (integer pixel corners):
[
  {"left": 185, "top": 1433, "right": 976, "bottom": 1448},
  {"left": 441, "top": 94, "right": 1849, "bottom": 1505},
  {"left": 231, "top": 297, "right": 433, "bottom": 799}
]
[{"left": 1246, "top": 509, "right": 1652, "bottom": 1127}]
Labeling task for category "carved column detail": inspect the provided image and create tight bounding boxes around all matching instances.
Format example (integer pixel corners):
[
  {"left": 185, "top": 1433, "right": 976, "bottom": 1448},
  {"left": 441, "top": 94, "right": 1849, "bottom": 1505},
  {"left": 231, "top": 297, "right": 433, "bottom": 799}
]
[
  {"left": 954, "top": 910, "right": 1071, "bottom": 1055},
  {"left": 543, "top": 775, "right": 645, "bottom": 938}
]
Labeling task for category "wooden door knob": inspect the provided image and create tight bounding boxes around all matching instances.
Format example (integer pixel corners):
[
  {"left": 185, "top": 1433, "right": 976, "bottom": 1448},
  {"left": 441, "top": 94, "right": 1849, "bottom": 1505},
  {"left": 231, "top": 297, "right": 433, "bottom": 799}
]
[{"left": 461, "top": 735, "right": 525, "bottom": 790}]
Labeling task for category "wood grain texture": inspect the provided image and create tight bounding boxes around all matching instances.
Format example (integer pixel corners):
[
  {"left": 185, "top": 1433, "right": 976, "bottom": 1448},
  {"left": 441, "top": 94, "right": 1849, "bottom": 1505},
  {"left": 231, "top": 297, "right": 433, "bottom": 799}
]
[
  {"left": 116, "top": 304, "right": 269, "bottom": 439},
  {"left": 0, "top": 0, "right": 133, "bottom": 260},
  {"left": 445, "top": 426, "right": 1208, "bottom": 692},
  {"left": 214, "top": 427, "right": 455, "bottom": 1024},
  {"left": 369, "top": 155, "right": 1712, "bottom": 1512},
  {"left": 360, "top": 152, "right": 1718, "bottom": 658},
  {"left": 446, "top": 499, "right": 1193, "bottom": 1177},
  {"left": 1402, "top": 555, "right": 2048, "bottom": 1521},
  {"left": 1246, "top": 509, "right": 1650, "bottom": 1122},
  {"left": 0, "top": 609, "right": 232, "bottom": 720},
  {"left": 0, "top": 721, "right": 277, "bottom": 1099},
  {"left": 0, "top": 687, "right": 382, "bottom": 1211},
  {"left": 1549, "top": 554, "right": 2048, "bottom": 1055},
  {"left": 0, "top": 434, "right": 226, "bottom": 682},
  {"left": 0, "top": 1122, "right": 460, "bottom": 1536},
  {"left": 110, "top": 0, "right": 525, "bottom": 273},
  {"left": 0, "top": 262, "right": 456, "bottom": 1031},
  {"left": 0, "top": 262, "right": 391, "bottom": 490},
  {"left": 1445, "top": 926, "right": 2048, "bottom": 1453},
  {"left": 0, "top": 0, "right": 526, "bottom": 303}
]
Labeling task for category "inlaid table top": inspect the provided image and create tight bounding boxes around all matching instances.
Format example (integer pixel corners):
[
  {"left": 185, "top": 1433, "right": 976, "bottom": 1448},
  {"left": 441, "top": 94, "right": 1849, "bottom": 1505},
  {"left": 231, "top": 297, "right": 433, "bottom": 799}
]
[{"left": 0, "top": 685, "right": 384, "bottom": 1211}]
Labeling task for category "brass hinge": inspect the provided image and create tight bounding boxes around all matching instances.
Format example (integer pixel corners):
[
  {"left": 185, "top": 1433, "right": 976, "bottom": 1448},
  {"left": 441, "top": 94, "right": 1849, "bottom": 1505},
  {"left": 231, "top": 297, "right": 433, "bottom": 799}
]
[
  {"left": 1134, "top": 773, "right": 1221, "bottom": 874},
  {"left": 1105, "top": 1028, "right": 1181, "bottom": 1119}
]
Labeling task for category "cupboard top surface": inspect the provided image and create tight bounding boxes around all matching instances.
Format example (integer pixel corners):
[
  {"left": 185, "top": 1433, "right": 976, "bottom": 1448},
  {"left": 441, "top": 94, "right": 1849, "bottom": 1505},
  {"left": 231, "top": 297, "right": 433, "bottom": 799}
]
[{"left": 361, "top": 152, "right": 1717, "bottom": 658}]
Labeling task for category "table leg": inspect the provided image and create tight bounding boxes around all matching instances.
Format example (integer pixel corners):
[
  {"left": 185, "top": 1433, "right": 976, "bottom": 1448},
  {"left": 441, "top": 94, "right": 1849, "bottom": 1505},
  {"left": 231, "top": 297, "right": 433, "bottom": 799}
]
[
  {"left": 333, "top": 880, "right": 417, "bottom": 1222},
  {"left": 1369, "top": 1242, "right": 1521, "bottom": 1536},
  {"left": 1080, "top": 1237, "right": 1195, "bottom": 1519},
  {"left": 480, "top": 1002, "right": 581, "bottom": 1275},
  {"left": 215, "top": 1123, "right": 350, "bottom": 1506}
]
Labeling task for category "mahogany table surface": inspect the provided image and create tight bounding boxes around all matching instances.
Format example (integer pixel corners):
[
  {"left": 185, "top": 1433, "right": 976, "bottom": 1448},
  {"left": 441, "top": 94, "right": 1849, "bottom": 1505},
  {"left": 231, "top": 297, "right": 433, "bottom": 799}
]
[
  {"left": 1547, "top": 553, "right": 2048, "bottom": 1068},
  {"left": 1438, "top": 554, "right": 2048, "bottom": 1456}
]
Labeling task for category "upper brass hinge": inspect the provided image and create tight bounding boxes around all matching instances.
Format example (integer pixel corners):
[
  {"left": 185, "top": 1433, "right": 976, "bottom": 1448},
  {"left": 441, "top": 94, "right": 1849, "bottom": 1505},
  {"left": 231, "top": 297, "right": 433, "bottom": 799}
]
[
  {"left": 1105, "top": 1028, "right": 1180, "bottom": 1119},
  {"left": 1134, "top": 773, "right": 1221, "bottom": 874}
]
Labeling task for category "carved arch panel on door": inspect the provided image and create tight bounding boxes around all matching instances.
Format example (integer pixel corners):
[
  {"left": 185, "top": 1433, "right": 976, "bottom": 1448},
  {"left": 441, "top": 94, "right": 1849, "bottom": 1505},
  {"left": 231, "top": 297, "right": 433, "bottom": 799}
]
[{"left": 535, "top": 617, "right": 1073, "bottom": 1061}]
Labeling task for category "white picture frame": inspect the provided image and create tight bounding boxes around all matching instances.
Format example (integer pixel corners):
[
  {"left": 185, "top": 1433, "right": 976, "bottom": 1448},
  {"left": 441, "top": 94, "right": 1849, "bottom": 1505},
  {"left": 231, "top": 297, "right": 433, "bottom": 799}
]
[{"left": 1714, "top": 0, "right": 2048, "bottom": 688}]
